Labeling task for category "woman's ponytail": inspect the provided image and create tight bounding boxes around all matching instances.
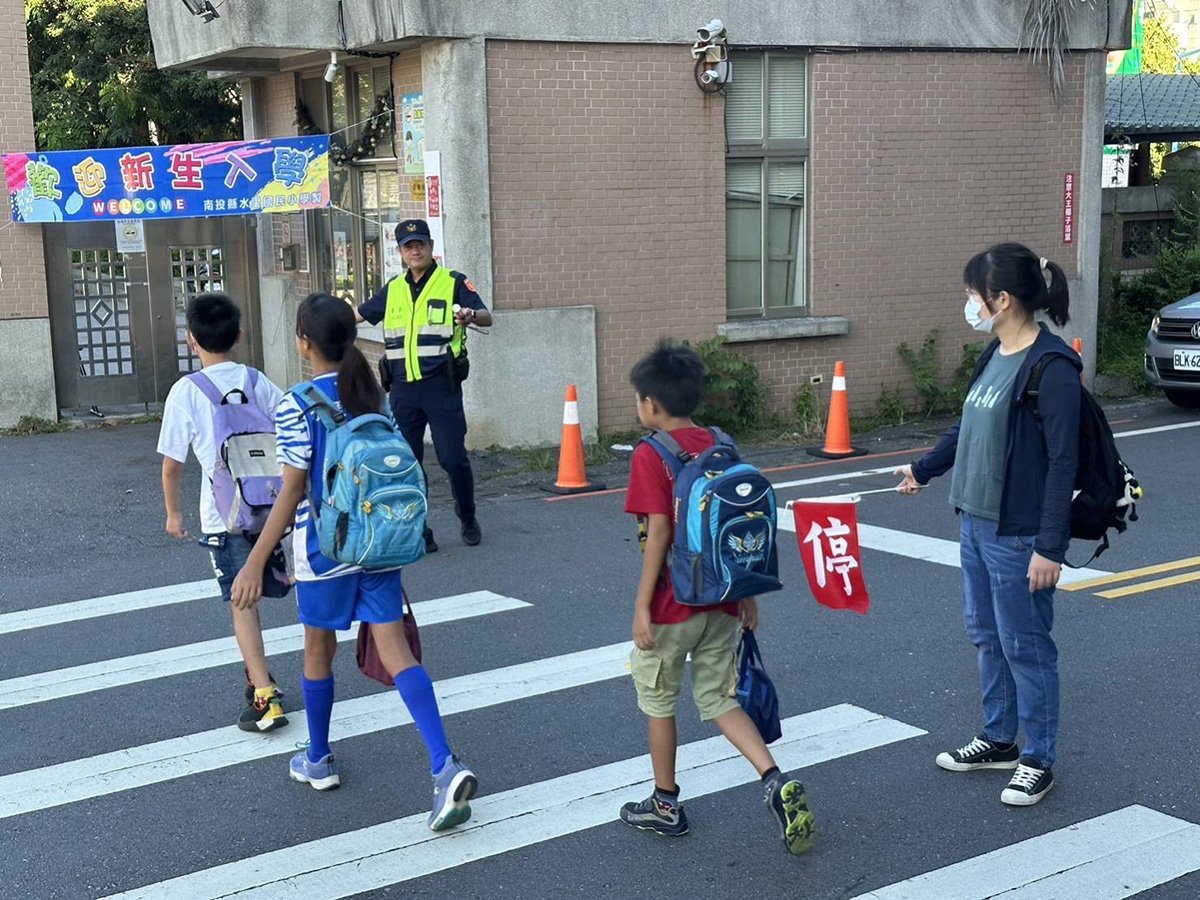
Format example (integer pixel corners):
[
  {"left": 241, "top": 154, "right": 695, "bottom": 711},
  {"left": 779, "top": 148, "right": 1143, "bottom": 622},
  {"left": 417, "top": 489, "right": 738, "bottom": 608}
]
[
  {"left": 295, "top": 292, "right": 384, "bottom": 419},
  {"left": 1043, "top": 259, "right": 1071, "bottom": 327},
  {"left": 336, "top": 343, "right": 383, "bottom": 419}
]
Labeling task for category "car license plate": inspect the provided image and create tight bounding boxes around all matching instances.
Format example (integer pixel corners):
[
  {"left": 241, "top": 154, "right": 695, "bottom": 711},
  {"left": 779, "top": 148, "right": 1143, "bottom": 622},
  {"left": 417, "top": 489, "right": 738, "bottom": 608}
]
[{"left": 1175, "top": 348, "right": 1200, "bottom": 371}]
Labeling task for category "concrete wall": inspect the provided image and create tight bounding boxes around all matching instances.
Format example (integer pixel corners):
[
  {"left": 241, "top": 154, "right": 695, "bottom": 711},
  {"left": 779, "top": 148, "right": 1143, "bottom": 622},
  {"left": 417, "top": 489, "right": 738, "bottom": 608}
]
[
  {"left": 464, "top": 306, "right": 599, "bottom": 448},
  {"left": 345, "top": 0, "right": 1128, "bottom": 51},
  {"left": 149, "top": 0, "right": 1132, "bottom": 70},
  {"left": 0, "top": 319, "right": 57, "bottom": 427},
  {"left": 0, "top": 0, "right": 56, "bottom": 427}
]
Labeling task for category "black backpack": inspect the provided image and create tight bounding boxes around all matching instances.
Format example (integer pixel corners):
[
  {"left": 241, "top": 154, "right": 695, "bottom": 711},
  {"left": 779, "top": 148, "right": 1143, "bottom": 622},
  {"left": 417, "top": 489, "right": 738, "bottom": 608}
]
[{"left": 1025, "top": 356, "right": 1141, "bottom": 566}]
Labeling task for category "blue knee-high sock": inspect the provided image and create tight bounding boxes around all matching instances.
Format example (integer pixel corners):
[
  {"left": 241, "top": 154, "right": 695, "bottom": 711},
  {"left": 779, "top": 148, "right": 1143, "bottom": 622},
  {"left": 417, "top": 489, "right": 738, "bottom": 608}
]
[
  {"left": 393, "top": 666, "right": 451, "bottom": 774},
  {"left": 301, "top": 675, "right": 335, "bottom": 763}
]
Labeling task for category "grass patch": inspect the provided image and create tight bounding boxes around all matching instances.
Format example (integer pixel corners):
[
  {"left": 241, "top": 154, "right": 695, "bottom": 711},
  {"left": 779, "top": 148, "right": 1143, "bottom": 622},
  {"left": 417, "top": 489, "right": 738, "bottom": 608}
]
[{"left": 0, "top": 416, "right": 70, "bottom": 437}]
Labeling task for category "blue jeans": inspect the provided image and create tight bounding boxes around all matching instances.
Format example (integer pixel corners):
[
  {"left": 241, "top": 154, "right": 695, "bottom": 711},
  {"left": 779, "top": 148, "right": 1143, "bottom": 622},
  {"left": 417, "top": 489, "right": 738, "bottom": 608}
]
[{"left": 959, "top": 513, "right": 1059, "bottom": 768}]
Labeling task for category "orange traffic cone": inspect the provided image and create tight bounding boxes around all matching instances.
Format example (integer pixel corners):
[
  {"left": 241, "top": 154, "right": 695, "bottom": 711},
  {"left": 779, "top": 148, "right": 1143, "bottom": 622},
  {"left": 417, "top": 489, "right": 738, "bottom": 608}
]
[
  {"left": 808, "top": 361, "right": 866, "bottom": 459},
  {"left": 1072, "top": 338, "right": 1085, "bottom": 384},
  {"left": 548, "top": 385, "right": 606, "bottom": 494}
]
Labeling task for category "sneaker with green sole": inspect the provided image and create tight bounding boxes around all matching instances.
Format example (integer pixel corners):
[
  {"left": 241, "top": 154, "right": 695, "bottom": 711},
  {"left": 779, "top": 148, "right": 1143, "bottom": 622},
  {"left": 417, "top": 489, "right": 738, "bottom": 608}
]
[{"left": 764, "top": 772, "right": 816, "bottom": 855}]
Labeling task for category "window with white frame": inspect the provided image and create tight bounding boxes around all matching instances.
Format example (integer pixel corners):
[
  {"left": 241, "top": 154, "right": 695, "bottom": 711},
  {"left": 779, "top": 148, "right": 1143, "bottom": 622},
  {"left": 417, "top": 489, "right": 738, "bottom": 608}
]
[{"left": 725, "top": 52, "right": 808, "bottom": 315}]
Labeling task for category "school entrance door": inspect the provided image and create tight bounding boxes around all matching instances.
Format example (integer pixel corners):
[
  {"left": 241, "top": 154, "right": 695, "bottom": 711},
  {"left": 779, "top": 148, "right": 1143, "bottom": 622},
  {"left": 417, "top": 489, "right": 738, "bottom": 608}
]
[{"left": 45, "top": 217, "right": 261, "bottom": 414}]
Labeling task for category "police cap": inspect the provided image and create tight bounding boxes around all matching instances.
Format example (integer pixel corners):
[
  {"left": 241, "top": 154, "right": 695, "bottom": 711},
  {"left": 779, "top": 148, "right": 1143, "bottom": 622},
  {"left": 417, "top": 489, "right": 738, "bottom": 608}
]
[{"left": 396, "top": 219, "right": 432, "bottom": 246}]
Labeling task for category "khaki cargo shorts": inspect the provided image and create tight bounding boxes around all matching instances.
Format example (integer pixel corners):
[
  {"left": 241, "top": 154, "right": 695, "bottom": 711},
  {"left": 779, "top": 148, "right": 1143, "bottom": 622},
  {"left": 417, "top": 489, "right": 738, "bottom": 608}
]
[{"left": 629, "top": 610, "right": 741, "bottom": 721}]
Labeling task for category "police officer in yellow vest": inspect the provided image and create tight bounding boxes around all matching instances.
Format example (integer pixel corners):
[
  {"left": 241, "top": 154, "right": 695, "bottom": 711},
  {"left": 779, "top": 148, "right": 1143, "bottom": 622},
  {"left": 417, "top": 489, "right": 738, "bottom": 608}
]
[{"left": 356, "top": 219, "right": 492, "bottom": 552}]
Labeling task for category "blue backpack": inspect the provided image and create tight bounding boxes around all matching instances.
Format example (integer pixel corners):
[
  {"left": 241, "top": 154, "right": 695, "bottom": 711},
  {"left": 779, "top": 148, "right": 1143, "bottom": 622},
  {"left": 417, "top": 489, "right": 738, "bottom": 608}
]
[
  {"left": 642, "top": 428, "right": 782, "bottom": 606},
  {"left": 294, "top": 382, "right": 427, "bottom": 569}
]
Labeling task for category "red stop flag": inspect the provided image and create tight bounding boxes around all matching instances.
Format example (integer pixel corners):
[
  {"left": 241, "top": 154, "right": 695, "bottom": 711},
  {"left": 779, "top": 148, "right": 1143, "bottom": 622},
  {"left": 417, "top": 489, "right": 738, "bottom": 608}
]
[{"left": 791, "top": 499, "right": 870, "bottom": 614}]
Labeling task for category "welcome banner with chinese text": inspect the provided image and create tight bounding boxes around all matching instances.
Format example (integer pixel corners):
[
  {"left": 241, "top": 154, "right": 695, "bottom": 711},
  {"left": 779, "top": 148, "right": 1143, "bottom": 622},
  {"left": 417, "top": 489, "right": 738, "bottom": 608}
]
[
  {"left": 791, "top": 499, "right": 870, "bottom": 614},
  {"left": 3, "top": 136, "right": 330, "bottom": 223}
]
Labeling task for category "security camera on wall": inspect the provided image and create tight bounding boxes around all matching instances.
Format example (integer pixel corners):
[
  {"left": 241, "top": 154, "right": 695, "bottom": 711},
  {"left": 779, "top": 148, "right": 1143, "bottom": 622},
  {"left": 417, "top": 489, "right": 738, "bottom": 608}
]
[
  {"left": 692, "top": 17, "right": 731, "bottom": 91},
  {"left": 697, "top": 19, "right": 726, "bottom": 42}
]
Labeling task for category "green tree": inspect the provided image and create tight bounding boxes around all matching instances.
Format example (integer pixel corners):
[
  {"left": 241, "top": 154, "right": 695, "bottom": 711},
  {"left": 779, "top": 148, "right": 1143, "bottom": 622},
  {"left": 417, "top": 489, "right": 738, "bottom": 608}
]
[
  {"left": 1139, "top": 15, "right": 1200, "bottom": 175},
  {"left": 26, "top": 0, "right": 241, "bottom": 151}
]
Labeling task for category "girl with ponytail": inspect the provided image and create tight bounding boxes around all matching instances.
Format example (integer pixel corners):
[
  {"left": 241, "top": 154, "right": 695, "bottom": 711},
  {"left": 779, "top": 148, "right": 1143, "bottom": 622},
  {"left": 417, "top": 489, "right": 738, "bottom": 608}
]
[
  {"left": 895, "top": 243, "right": 1082, "bottom": 808},
  {"left": 231, "top": 292, "right": 477, "bottom": 829}
]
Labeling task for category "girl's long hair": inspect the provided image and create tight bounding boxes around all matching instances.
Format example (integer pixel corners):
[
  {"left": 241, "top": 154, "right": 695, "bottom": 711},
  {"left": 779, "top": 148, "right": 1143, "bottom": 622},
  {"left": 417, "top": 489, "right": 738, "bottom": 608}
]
[
  {"left": 295, "top": 292, "right": 383, "bottom": 418},
  {"left": 963, "top": 242, "right": 1070, "bottom": 327}
]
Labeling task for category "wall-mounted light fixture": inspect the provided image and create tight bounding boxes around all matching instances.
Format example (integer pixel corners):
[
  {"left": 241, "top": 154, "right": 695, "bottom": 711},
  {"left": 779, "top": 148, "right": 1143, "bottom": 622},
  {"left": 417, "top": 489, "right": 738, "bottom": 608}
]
[{"left": 180, "top": 0, "right": 221, "bottom": 23}]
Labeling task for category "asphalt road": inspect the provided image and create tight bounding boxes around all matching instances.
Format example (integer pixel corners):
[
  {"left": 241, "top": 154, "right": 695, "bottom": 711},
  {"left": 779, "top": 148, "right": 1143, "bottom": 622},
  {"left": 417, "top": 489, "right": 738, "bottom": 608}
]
[{"left": 1, "top": 399, "right": 1197, "bottom": 900}]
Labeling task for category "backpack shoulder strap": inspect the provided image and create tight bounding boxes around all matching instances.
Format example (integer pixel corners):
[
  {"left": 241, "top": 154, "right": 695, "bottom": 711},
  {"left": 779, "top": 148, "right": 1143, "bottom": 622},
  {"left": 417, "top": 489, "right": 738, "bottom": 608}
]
[
  {"left": 641, "top": 430, "right": 690, "bottom": 476},
  {"left": 707, "top": 427, "right": 739, "bottom": 453},
  {"left": 187, "top": 371, "right": 226, "bottom": 406},
  {"left": 293, "top": 381, "right": 345, "bottom": 433},
  {"left": 244, "top": 367, "right": 260, "bottom": 396},
  {"left": 1023, "top": 356, "right": 1055, "bottom": 422}
]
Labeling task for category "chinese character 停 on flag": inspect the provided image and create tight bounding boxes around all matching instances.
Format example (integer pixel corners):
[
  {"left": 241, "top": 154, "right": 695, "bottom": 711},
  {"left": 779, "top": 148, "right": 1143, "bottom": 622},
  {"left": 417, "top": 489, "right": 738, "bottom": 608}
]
[{"left": 791, "top": 499, "right": 870, "bottom": 614}]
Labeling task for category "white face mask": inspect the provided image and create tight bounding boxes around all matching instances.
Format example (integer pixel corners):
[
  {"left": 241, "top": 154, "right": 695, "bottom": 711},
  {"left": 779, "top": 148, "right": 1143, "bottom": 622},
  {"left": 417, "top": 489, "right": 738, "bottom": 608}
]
[{"left": 964, "top": 296, "right": 994, "bottom": 333}]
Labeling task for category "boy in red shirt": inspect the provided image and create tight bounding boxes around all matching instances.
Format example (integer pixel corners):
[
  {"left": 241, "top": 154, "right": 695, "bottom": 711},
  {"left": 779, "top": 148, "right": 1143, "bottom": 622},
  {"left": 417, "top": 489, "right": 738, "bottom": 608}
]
[{"left": 619, "top": 341, "right": 815, "bottom": 855}]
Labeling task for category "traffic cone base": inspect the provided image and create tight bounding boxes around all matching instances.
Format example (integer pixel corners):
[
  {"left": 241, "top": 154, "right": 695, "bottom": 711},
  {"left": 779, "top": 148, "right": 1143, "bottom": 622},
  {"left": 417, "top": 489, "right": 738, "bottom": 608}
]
[
  {"left": 548, "top": 384, "right": 606, "bottom": 494},
  {"left": 806, "top": 444, "right": 868, "bottom": 460},
  {"left": 807, "top": 360, "right": 865, "bottom": 459}
]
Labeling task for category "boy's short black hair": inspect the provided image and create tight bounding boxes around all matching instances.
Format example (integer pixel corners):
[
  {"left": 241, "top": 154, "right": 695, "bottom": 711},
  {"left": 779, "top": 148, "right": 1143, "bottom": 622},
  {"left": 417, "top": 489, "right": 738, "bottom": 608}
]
[
  {"left": 629, "top": 340, "right": 707, "bottom": 417},
  {"left": 186, "top": 292, "right": 241, "bottom": 354}
]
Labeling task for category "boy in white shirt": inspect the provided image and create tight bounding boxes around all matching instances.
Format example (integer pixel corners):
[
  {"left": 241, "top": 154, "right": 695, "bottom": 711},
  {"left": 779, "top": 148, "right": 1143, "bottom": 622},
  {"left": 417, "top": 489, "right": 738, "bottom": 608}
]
[{"left": 157, "top": 292, "right": 290, "bottom": 732}]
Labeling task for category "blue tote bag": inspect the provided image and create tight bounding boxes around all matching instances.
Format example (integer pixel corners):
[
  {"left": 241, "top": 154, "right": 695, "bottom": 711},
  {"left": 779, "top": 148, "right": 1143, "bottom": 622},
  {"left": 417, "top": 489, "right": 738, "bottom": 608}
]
[{"left": 735, "top": 629, "right": 782, "bottom": 744}]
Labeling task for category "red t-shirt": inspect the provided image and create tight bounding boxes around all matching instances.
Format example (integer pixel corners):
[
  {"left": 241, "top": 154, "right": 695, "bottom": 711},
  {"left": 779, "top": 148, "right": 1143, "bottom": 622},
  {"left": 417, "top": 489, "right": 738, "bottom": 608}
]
[{"left": 625, "top": 427, "right": 742, "bottom": 625}]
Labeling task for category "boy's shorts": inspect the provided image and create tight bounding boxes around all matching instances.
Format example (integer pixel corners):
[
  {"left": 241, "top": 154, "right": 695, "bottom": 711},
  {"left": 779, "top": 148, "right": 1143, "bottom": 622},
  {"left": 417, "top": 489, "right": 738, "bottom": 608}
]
[
  {"left": 629, "top": 610, "right": 741, "bottom": 721},
  {"left": 201, "top": 533, "right": 292, "bottom": 603},
  {"left": 296, "top": 569, "right": 405, "bottom": 632}
]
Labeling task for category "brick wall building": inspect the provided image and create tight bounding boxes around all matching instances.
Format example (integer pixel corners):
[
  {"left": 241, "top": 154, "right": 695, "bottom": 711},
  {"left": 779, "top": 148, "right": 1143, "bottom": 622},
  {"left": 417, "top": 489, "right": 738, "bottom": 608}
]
[
  {"left": 0, "top": 0, "right": 55, "bottom": 427},
  {"left": 139, "top": 1, "right": 1126, "bottom": 445}
]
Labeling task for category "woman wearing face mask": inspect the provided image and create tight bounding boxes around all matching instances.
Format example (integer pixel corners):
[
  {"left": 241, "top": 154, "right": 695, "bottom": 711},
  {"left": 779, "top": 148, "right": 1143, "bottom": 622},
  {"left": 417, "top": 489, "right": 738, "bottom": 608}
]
[{"left": 894, "top": 242, "right": 1081, "bottom": 807}]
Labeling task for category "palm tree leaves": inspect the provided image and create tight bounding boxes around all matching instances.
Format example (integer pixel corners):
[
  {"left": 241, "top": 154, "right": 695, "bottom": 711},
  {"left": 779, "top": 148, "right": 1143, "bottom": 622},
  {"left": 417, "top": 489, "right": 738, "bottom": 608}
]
[{"left": 1020, "top": 0, "right": 1095, "bottom": 102}]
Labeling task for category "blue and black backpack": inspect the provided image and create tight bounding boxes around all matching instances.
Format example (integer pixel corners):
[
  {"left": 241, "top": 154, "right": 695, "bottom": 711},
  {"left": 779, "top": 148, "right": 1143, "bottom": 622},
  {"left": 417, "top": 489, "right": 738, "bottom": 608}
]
[
  {"left": 294, "top": 381, "right": 427, "bottom": 569},
  {"left": 642, "top": 428, "right": 782, "bottom": 606}
]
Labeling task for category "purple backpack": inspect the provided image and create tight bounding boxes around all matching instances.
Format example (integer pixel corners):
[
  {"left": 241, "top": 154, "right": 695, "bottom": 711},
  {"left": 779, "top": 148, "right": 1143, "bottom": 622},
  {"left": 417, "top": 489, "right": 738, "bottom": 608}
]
[{"left": 189, "top": 369, "right": 282, "bottom": 534}]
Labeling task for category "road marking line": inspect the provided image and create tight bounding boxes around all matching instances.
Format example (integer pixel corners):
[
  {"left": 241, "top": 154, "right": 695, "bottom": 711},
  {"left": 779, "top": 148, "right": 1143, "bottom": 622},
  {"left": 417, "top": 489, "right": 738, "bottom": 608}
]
[
  {"left": 0, "top": 592, "right": 529, "bottom": 711},
  {"left": 0, "top": 579, "right": 218, "bottom": 636},
  {"left": 1113, "top": 420, "right": 1200, "bottom": 438},
  {"left": 850, "top": 804, "right": 1200, "bottom": 899},
  {"left": 770, "top": 465, "right": 901, "bottom": 492},
  {"left": 543, "top": 447, "right": 932, "bottom": 503},
  {"left": 0, "top": 641, "right": 634, "bottom": 821},
  {"left": 105, "top": 704, "right": 925, "bottom": 900},
  {"left": 1059, "top": 556, "right": 1200, "bottom": 592},
  {"left": 1097, "top": 570, "right": 1200, "bottom": 600},
  {"left": 777, "top": 511, "right": 1110, "bottom": 586}
]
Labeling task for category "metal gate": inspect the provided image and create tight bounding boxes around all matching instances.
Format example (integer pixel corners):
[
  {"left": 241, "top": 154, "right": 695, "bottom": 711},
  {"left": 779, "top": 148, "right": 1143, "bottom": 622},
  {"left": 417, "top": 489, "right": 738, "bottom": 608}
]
[{"left": 45, "top": 217, "right": 261, "bottom": 412}]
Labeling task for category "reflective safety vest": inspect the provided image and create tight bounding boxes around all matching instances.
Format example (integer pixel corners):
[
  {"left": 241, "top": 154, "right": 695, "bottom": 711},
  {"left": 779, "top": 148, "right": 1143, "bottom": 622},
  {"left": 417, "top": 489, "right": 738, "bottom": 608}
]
[{"left": 381, "top": 266, "right": 466, "bottom": 383}]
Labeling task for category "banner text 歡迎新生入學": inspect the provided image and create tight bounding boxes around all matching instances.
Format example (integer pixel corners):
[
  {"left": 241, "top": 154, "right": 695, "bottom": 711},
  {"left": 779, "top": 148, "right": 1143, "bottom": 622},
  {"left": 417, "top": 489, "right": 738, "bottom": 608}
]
[{"left": 3, "top": 136, "right": 330, "bottom": 223}]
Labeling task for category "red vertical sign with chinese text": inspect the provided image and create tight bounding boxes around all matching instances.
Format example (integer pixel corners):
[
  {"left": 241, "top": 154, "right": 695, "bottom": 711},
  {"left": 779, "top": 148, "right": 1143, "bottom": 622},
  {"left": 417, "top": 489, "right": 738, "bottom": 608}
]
[
  {"left": 1063, "top": 172, "right": 1075, "bottom": 244},
  {"left": 792, "top": 500, "right": 870, "bottom": 614}
]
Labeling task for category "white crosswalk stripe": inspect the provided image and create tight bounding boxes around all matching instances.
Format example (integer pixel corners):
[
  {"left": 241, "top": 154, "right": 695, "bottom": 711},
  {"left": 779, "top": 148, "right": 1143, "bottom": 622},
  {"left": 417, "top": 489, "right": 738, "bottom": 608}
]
[
  {"left": 0, "top": 641, "right": 632, "bottom": 820},
  {"left": 0, "top": 579, "right": 218, "bottom": 636},
  {"left": 105, "top": 705, "right": 925, "bottom": 900},
  {"left": 0, "top": 591, "right": 528, "bottom": 710},
  {"left": 851, "top": 805, "right": 1200, "bottom": 899}
]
